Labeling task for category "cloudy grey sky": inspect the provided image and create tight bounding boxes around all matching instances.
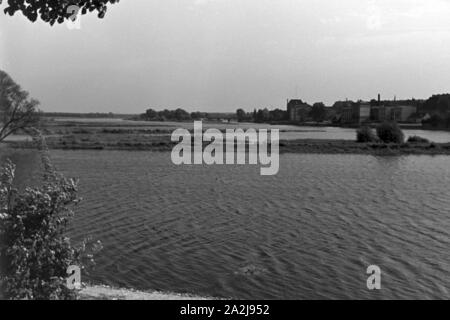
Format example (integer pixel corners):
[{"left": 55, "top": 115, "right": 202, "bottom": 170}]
[{"left": 1, "top": 0, "right": 450, "bottom": 113}]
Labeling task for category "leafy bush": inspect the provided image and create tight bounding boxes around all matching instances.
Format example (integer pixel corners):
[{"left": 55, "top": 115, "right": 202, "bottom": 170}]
[
  {"left": 356, "top": 126, "right": 378, "bottom": 143},
  {"left": 0, "top": 132, "right": 101, "bottom": 300},
  {"left": 376, "top": 122, "right": 405, "bottom": 144},
  {"left": 422, "top": 114, "right": 444, "bottom": 127},
  {"left": 407, "top": 136, "right": 430, "bottom": 143}
]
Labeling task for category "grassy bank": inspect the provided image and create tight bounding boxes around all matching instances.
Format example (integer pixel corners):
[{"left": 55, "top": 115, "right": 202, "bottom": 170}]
[
  {"left": 4, "top": 135, "right": 450, "bottom": 155},
  {"left": 2, "top": 118, "right": 449, "bottom": 155},
  {"left": 278, "top": 139, "right": 450, "bottom": 155}
]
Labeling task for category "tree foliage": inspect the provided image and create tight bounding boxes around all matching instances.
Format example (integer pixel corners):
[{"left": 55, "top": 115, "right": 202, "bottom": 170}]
[
  {"left": 0, "top": 132, "right": 101, "bottom": 299},
  {"left": 422, "top": 113, "right": 450, "bottom": 129},
  {"left": 376, "top": 122, "right": 405, "bottom": 144},
  {"left": 309, "top": 103, "right": 326, "bottom": 122},
  {"left": 0, "top": 0, "right": 120, "bottom": 25},
  {"left": 142, "top": 108, "right": 192, "bottom": 121},
  {"left": 407, "top": 136, "right": 429, "bottom": 144},
  {"left": 0, "top": 70, "right": 40, "bottom": 142},
  {"left": 356, "top": 126, "right": 378, "bottom": 143},
  {"left": 236, "top": 108, "right": 288, "bottom": 123},
  {"left": 236, "top": 109, "right": 247, "bottom": 122},
  {"left": 422, "top": 94, "right": 450, "bottom": 115}
]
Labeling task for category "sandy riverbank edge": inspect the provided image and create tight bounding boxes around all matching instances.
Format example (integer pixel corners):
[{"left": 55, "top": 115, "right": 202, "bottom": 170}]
[{"left": 78, "top": 284, "right": 216, "bottom": 300}]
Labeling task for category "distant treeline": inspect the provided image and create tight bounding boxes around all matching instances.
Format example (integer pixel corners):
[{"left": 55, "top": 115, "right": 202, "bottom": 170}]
[
  {"left": 236, "top": 108, "right": 289, "bottom": 123},
  {"left": 43, "top": 112, "right": 136, "bottom": 119},
  {"left": 420, "top": 94, "right": 450, "bottom": 129},
  {"left": 139, "top": 108, "right": 235, "bottom": 121}
]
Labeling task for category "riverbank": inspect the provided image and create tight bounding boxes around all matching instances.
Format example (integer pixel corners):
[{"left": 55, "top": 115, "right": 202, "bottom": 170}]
[
  {"left": 79, "top": 284, "right": 213, "bottom": 300},
  {"left": 278, "top": 139, "right": 450, "bottom": 155},
  {"left": 4, "top": 138, "right": 450, "bottom": 156}
]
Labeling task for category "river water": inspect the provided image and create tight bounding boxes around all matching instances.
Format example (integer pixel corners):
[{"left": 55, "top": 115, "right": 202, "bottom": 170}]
[{"left": 1, "top": 148, "right": 449, "bottom": 299}]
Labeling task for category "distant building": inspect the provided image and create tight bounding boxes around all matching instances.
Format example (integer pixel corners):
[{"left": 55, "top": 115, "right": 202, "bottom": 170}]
[
  {"left": 371, "top": 104, "right": 417, "bottom": 122},
  {"left": 288, "top": 95, "right": 420, "bottom": 125},
  {"left": 287, "top": 99, "right": 312, "bottom": 122},
  {"left": 389, "top": 105, "right": 416, "bottom": 122},
  {"left": 367, "top": 94, "right": 419, "bottom": 123},
  {"left": 341, "top": 102, "right": 371, "bottom": 124}
]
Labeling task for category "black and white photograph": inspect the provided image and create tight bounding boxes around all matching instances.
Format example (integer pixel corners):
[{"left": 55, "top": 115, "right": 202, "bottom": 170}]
[{"left": 1, "top": 0, "right": 450, "bottom": 306}]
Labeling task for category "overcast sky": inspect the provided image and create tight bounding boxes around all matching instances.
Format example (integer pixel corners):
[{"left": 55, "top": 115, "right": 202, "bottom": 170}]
[{"left": 1, "top": 0, "right": 450, "bottom": 113}]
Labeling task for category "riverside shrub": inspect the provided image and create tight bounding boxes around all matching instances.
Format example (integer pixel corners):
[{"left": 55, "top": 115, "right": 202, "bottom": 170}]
[
  {"left": 376, "top": 122, "right": 405, "bottom": 143},
  {"left": 407, "top": 135, "right": 430, "bottom": 143},
  {"left": 356, "top": 126, "right": 378, "bottom": 143},
  {"left": 0, "top": 133, "right": 101, "bottom": 300}
]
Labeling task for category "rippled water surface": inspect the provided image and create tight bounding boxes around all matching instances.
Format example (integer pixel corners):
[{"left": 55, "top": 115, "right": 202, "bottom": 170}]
[{"left": 2, "top": 149, "right": 450, "bottom": 299}]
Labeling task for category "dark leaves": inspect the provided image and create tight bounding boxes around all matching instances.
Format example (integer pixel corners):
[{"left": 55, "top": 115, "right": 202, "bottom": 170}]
[{"left": 0, "top": 0, "right": 119, "bottom": 25}]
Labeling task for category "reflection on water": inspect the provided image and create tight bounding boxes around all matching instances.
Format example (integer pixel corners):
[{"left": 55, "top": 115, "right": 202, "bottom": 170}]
[{"left": 1, "top": 148, "right": 450, "bottom": 299}]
